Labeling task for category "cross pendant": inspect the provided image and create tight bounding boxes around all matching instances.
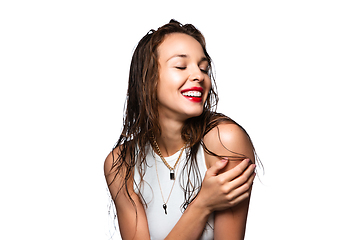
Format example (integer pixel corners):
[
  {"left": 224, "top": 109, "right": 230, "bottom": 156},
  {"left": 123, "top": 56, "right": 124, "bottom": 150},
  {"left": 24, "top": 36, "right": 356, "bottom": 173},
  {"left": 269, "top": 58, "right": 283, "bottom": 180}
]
[{"left": 163, "top": 204, "right": 167, "bottom": 214}]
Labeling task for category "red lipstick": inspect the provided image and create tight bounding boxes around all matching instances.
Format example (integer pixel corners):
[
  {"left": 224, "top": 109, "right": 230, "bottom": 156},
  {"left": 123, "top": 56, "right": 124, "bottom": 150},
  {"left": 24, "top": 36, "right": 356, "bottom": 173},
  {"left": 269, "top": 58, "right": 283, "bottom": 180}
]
[
  {"left": 181, "top": 87, "right": 204, "bottom": 93},
  {"left": 181, "top": 87, "right": 204, "bottom": 103}
]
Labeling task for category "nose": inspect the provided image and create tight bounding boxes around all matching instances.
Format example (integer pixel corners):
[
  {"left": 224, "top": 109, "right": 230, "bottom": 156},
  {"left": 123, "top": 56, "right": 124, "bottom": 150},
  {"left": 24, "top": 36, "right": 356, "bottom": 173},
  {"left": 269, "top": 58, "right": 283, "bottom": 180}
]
[{"left": 189, "top": 65, "right": 205, "bottom": 82}]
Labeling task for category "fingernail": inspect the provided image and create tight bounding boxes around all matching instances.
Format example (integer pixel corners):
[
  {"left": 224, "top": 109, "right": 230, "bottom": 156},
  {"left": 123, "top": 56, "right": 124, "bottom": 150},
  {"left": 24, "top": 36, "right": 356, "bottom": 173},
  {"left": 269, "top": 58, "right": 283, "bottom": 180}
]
[{"left": 221, "top": 157, "right": 228, "bottom": 162}]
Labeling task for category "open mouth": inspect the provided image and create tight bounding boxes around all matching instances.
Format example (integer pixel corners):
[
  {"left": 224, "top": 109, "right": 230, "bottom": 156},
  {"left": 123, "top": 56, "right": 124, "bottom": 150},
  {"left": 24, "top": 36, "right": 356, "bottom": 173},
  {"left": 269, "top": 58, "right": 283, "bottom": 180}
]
[
  {"left": 181, "top": 87, "right": 203, "bottom": 103},
  {"left": 181, "top": 91, "right": 202, "bottom": 97}
]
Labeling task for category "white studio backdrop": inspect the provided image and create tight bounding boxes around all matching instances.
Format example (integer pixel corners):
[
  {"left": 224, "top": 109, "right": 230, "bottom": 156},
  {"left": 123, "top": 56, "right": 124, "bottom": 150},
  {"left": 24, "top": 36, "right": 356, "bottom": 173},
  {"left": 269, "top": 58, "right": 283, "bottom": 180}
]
[{"left": 0, "top": 1, "right": 359, "bottom": 239}]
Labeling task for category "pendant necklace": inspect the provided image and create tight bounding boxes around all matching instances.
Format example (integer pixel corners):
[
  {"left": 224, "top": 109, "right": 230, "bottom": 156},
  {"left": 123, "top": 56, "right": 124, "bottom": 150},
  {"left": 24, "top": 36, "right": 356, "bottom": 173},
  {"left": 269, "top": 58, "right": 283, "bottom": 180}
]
[
  {"left": 151, "top": 135, "right": 186, "bottom": 214},
  {"left": 154, "top": 154, "right": 182, "bottom": 214},
  {"left": 151, "top": 135, "right": 186, "bottom": 180}
]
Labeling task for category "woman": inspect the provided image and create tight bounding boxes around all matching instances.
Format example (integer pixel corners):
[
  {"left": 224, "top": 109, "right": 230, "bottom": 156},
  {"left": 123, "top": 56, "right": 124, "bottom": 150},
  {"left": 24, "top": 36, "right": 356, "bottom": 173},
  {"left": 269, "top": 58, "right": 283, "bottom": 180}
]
[{"left": 104, "top": 19, "right": 260, "bottom": 240}]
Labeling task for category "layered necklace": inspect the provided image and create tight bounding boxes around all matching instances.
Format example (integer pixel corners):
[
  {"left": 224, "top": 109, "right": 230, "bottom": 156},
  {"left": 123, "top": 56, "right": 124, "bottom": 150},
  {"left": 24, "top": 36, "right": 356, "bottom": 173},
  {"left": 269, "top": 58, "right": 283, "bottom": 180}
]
[
  {"left": 151, "top": 135, "right": 186, "bottom": 214},
  {"left": 151, "top": 135, "right": 186, "bottom": 180}
]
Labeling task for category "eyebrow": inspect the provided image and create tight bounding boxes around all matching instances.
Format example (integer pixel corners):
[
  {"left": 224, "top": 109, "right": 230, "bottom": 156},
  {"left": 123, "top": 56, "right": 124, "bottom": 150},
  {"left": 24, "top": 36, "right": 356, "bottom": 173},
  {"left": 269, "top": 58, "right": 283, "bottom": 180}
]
[
  {"left": 166, "top": 54, "right": 209, "bottom": 64},
  {"left": 166, "top": 54, "right": 188, "bottom": 62}
]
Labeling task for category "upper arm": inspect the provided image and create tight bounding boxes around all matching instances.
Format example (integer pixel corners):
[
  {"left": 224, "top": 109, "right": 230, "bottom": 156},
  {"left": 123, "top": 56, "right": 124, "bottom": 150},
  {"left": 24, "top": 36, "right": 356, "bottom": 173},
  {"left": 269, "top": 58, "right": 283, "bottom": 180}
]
[
  {"left": 104, "top": 147, "right": 150, "bottom": 240},
  {"left": 203, "top": 122, "right": 255, "bottom": 240},
  {"left": 203, "top": 122, "right": 255, "bottom": 165}
]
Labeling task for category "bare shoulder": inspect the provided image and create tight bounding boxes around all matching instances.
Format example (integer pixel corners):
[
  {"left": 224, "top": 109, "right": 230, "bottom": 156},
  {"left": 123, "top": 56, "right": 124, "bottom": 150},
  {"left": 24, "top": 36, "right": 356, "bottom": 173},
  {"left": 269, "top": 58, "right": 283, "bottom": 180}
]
[
  {"left": 204, "top": 122, "right": 251, "bottom": 149},
  {"left": 103, "top": 144, "right": 134, "bottom": 200},
  {"left": 203, "top": 122, "right": 255, "bottom": 168},
  {"left": 104, "top": 145, "right": 122, "bottom": 182}
]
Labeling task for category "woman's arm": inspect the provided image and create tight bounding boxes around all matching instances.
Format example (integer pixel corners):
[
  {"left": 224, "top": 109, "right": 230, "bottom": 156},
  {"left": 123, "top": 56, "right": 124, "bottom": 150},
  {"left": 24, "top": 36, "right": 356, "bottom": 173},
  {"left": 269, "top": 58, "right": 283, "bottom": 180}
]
[
  {"left": 203, "top": 122, "right": 256, "bottom": 240},
  {"left": 164, "top": 157, "right": 255, "bottom": 239},
  {"left": 104, "top": 147, "right": 151, "bottom": 240},
  {"left": 105, "top": 136, "right": 255, "bottom": 240}
]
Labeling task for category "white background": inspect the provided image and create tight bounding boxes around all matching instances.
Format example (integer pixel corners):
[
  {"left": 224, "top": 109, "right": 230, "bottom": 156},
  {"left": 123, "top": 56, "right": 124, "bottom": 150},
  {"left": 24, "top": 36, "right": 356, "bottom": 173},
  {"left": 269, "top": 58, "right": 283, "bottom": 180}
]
[{"left": 1, "top": 1, "right": 359, "bottom": 239}]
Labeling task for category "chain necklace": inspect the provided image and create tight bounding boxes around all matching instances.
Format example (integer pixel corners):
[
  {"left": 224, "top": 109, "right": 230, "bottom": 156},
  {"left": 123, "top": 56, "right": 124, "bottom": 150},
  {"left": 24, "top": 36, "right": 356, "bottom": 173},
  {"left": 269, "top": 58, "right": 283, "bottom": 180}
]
[
  {"left": 154, "top": 154, "right": 182, "bottom": 214},
  {"left": 150, "top": 134, "right": 186, "bottom": 214},
  {"left": 151, "top": 135, "right": 186, "bottom": 180}
]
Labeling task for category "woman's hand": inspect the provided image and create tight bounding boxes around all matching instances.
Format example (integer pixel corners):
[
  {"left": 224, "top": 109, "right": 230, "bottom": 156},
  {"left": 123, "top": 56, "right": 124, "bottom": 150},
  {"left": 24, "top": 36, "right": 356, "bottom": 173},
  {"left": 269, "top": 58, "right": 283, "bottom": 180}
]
[{"left": 195, "top": 158, "right": 256, "bottom": 212}]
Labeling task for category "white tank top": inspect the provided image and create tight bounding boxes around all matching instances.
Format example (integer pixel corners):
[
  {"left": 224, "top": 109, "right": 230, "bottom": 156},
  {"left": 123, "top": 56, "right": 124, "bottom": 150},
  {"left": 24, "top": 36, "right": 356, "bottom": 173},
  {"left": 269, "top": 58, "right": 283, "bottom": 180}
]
[{"left": 134, "top": 144, "right": 214, "bottom": 240}]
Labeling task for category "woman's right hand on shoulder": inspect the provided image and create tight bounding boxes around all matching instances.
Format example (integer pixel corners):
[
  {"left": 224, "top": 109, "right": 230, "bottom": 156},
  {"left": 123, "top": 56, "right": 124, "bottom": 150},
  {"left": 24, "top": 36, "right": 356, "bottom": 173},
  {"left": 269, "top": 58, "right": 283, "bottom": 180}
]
[{"left": 195, "top": 158, "right": 256, "bottom": 212}]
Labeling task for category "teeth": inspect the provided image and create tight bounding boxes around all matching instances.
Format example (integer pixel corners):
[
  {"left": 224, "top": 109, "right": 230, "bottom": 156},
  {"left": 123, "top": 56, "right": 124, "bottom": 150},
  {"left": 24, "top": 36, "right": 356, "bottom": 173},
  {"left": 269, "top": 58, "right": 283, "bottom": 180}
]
[{"left": 182, "top": 91, "right": 202, "bottom": 97}]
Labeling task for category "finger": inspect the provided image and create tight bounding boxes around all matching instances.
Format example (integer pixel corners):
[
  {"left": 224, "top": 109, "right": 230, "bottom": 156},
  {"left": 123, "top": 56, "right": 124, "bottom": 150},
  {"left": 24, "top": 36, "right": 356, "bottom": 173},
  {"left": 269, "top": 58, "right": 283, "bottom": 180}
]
[
  {"left": 206, "top": 158, "right": 229, "bottom": 176},
  {"left": 219, "top": 158, "right": 252, "bottom": 182},
  {"left": 229, "top": 172, "right": 256, "bottom": 205},
  {"left": 227, "top": 163, "right": 256, "bottom": 191}
]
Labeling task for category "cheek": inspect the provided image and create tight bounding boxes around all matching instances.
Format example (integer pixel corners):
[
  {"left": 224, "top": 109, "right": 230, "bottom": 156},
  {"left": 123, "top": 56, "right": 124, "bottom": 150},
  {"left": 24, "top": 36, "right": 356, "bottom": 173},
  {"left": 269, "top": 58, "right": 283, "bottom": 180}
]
[
  {"left": 156, "top": 72, "right": 180, "bottom": 101},
  {"left": 157, "top": 73, "right": 169, "bottom": 96},
  {"left": 158, "top": 70, "right": 185, "bottom": 91},
  {"left": 204, "top": 77, "right": 212, "bottom": 96}
]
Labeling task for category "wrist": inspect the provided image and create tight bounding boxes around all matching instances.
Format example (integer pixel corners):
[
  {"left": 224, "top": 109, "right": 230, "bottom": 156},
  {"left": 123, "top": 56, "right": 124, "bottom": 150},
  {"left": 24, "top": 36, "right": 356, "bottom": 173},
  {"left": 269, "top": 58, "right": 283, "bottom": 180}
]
[
  {"left": 164, "top": 197, "right": 212, "bottom": 240},
  {"left": 188, "top": 196, "right": 212, "bottom": 218}
]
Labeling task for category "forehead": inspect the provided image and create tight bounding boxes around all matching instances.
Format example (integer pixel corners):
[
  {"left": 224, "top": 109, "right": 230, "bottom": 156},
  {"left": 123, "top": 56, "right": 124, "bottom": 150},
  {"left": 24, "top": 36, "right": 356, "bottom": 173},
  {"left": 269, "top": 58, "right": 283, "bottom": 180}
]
[{"left": 157, "top": 33, "right": 206, "bottom": 61}]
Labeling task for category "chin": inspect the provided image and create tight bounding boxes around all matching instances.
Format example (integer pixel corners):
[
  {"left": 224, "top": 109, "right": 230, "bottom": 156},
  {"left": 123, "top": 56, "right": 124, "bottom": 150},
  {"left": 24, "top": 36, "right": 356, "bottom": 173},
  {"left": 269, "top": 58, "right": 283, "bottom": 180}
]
[{"left": 184, "top": 108, "right": 204, "bottom": 119}]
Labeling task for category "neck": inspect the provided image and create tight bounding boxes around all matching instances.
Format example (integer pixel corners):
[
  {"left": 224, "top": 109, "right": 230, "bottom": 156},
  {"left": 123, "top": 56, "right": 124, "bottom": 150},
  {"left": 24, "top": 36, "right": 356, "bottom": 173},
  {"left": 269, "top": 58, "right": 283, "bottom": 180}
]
[{"left": 154, "top": 115, "right": 186, "bottom": 157}]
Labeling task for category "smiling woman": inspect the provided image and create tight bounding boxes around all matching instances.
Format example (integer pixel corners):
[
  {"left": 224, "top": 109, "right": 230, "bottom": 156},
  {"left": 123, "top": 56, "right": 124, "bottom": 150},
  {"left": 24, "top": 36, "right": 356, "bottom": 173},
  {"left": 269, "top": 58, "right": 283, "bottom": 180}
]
[
  {"left": 157, "top": 33, "right": 211, "bottom": 120},
  {"left": 104, "top": 19, "right": 261, "bottom": 240}
]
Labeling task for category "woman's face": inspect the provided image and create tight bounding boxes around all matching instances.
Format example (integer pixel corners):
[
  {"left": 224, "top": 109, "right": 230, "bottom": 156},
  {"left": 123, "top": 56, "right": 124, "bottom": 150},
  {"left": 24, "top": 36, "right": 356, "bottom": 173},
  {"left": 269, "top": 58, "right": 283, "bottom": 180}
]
[{"left": 156, "top": 33, "right": 211, "bottom": 121}]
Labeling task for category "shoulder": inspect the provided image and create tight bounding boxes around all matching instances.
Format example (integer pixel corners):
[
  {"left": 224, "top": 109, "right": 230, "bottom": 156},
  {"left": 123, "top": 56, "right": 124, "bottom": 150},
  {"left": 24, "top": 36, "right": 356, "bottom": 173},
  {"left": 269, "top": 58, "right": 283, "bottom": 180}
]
[
  {"left": 104, "top": 140, "right": 135, "bottom": 177},
  {"left": 203, "top": 120, "right": 255, "bottom": 167},
  {"left": 204, "top": 122, "right": 250, "bottom": 147},
  {"left": 104, "top": 144, "right": 133, "bottom": 191},
  {"left": 104, "top": 145, "right": 121, "bottom": 180}
]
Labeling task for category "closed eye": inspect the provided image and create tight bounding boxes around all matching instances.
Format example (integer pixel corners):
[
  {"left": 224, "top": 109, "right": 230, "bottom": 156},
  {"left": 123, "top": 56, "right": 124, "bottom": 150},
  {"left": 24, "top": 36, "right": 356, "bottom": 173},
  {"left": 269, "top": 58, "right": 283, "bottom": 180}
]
[
  {"left": 175, "top": 66, "right": 186, "bottom": 70},
  {"left": 200, "top": 66, "right": 209, "bottom": 74},
  {"left": 200, "top": 68, "right": 209, "bottom": 74}
]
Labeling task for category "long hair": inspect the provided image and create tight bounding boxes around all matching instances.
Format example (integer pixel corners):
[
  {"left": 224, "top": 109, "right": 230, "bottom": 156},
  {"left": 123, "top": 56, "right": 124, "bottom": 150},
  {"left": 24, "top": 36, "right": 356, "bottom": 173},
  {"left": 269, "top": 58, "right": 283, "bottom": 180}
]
[{"left": 107, "top": 19, "right": 260, "bottom": 212}]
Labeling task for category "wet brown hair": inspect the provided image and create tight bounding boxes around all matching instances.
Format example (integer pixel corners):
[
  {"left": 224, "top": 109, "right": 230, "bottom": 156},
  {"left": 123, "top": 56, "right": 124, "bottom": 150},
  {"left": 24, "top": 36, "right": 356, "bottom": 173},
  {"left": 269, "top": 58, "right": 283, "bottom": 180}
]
[{"left": 107, "top": 19, "right": 260, "bottom": 212}]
